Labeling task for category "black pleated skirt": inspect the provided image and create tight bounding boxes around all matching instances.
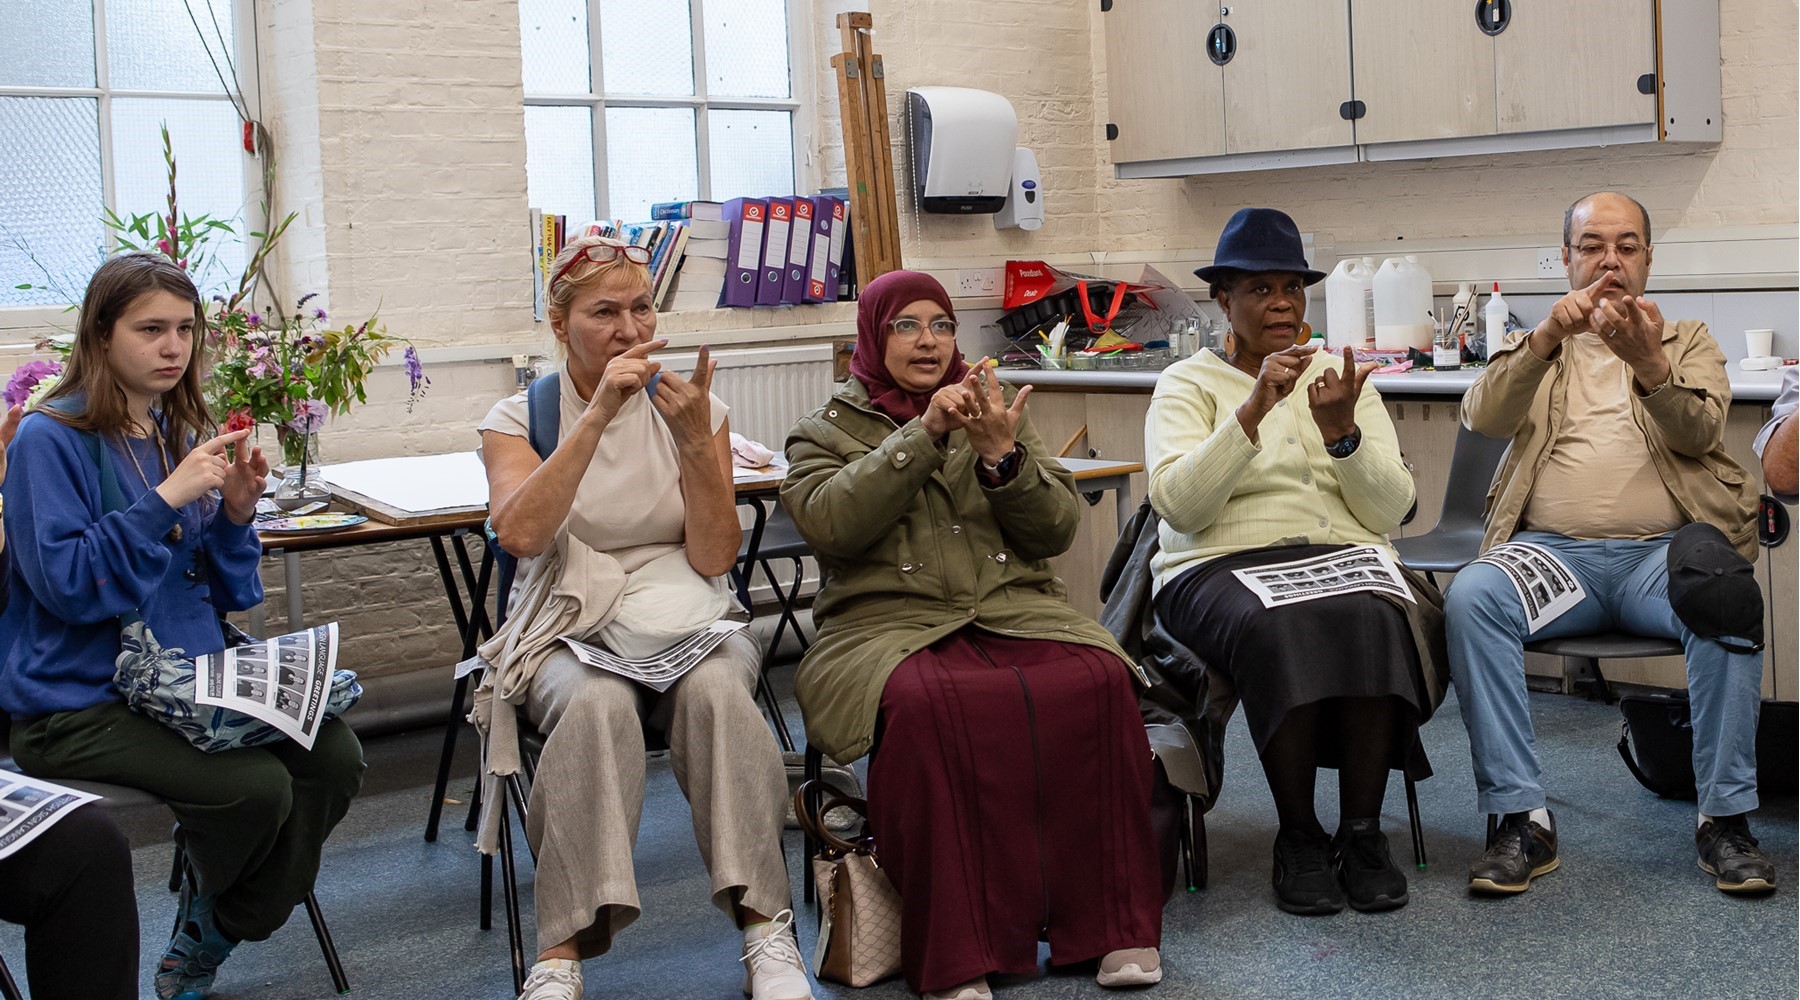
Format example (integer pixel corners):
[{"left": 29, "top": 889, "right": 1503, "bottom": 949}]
[{"left": 1155, "top": 544, "right": 1427, "bottom": 772}]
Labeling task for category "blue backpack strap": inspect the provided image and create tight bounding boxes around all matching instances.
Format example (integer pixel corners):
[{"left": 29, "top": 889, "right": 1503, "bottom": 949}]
[
  {"left": 525, "top": 372, "right": 560, "bottom": 462},
  {"left": 491, "top": 373, "right": 560, "bottom": 625}
]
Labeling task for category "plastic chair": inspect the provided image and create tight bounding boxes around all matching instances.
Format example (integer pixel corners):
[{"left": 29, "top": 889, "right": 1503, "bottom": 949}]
[
  {"left": 0, "top": 726, "right": 350, "bottom": 996},
  {"left": 1392, "top": 423, "right": 1513, "bottom": 584},
  {"left": 1523, "top": 632, "right": 1686, "bottom": 705}
]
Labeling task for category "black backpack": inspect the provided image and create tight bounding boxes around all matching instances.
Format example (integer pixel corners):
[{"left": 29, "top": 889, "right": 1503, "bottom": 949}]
[{"left": 1618, "top": 694, "right": 1797, "bottom": 799}]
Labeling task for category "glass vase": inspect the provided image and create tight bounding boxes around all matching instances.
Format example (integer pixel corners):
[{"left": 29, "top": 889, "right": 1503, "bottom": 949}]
[{"left": 274, "top": 431, "right": 329, "bottom": 513}]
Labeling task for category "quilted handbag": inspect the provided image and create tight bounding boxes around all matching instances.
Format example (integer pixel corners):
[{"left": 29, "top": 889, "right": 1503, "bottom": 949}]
[{"left": 793, "top": 780, "right": 902, "bottom": 987}]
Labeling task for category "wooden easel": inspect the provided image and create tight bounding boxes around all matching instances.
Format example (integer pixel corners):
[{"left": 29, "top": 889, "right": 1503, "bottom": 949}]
[{"left": 832, "top": 12, "right": 903, "bottom": 288}]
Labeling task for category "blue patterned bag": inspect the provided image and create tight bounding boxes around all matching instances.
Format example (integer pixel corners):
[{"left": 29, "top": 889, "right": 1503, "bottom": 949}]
[{"left": 73, "top": 424, "right": 362, "bottom": 752}]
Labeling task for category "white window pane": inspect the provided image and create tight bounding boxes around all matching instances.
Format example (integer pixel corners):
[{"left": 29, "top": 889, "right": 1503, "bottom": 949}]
[
  {"left": 0, "top": 98, "right": 103, "bottom": 307},
  {"left": 0, "top": 0, "right": 95, "bottom": 88},
  {"left": 520, "top": 0, "right": 591, "bottom": 94},
  {"left": 107, "top": 0, "right": 237, "bottom": 93},
  {"left": 604, "top": 107, "right": 697, "bottom": 222},
  {"left": 524, "top": 105, "right": 598, "bottom": 224},
  {"left": 703, "top": 0, "right": 789, "bottom": 98},
  {"left": 110, "top": 98, "right": 246, "bottom": 295},
  {"left": 707, "top": 110, "right": 792, "bottom": 200},
  {"left": 599, "top": 0, "right": 694, "bottom": 98}
]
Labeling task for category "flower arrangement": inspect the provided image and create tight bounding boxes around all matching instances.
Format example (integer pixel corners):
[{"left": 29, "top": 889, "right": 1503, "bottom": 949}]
[{"left": 12, "top": 126, "right": 428, "bottom": 483}]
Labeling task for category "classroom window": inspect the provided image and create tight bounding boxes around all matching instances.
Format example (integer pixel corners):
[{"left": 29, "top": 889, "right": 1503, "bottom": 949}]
[
  {"left": 0, "top": 0, "right": 251, "bottom": 308},
  {"left": 520, "top": 0, "right": 805, "bottom": 224}
]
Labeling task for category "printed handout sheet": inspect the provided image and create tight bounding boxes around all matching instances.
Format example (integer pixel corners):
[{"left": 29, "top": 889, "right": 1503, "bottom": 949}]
[
  {"left": 1232, "top": 545, "right": 1417, "bottom": 609},
  {"left": 195, "top": 623, "right": 340, "bottom": 750}
]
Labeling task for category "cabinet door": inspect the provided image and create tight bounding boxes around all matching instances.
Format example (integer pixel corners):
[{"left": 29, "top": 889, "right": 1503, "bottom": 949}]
[
  {"left": 1222, "top": 0, "right": 1356, "bottom": 154},
  {"left": 1350, "top": 0, "right": 1497, "bottom": 144},
  {"left": 1494, "top": 1, "right": 1656, "bottom": 133},
  {"left": 1103, "top": 0, "right": 1227, "bottom": 162}
]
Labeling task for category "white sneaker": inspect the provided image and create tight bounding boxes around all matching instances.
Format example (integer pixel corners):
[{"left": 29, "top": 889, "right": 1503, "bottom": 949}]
[
  {"left": 741, "top": 909, "right": 815, "bottom": 1000},
  {"left": 924, "top": 978, "right": 993, "bottom": 1000},
  {"left": 1096, "top": 947, "right": 1162, "bottom": 988},
  {"left": 518, "top": 958, "right": 583, "bottom": 1000}
]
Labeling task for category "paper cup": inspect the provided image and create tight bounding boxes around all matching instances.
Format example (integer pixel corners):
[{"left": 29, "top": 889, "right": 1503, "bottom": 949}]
[{"left": 1746, "top": 328, "right": 1774, "bottom": 358}]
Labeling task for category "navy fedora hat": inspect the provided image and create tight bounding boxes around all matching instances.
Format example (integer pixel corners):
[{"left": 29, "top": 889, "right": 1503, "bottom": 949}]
[{"left": 1194, "top": 207, "right": 1326, "bottom": 286}]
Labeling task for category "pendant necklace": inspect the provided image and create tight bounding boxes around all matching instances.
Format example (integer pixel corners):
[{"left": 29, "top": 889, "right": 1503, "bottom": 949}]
[{"left": 124, "top": 429, "right": 183, "bottom": 544}]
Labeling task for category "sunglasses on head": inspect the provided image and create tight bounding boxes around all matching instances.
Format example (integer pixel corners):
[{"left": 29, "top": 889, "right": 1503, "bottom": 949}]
[{"left": 551, "top": 244, "right": 652, "bottom": 290}]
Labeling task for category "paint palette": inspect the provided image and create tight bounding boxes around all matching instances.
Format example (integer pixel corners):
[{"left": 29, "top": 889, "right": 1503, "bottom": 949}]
[{"left": 258, "top": 513, "right": 369, "bottom": 534}]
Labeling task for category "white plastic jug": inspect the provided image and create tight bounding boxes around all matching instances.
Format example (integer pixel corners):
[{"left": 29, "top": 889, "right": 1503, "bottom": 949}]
[
  {"left": 1324, "top": 258, "right": 1376, "bottom": 350},
  {"left": 1373, "top": 255, "right": 1434, "bottom": 352}
]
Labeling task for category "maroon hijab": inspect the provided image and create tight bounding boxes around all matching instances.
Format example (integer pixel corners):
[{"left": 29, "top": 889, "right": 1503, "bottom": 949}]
[{"left": 849, "top": 269, "right": 970, "bottom": 424}]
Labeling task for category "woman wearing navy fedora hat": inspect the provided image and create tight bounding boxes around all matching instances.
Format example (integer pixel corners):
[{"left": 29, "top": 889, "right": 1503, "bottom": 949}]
[{"left": 1142, "top": 208, "right": 1450, "bottom": 916}]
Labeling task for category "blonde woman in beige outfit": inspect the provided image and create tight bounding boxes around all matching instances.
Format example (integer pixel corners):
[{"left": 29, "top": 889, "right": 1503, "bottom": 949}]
[{"left": 476, "top": 236, "right": 811, "bottom": 1000}]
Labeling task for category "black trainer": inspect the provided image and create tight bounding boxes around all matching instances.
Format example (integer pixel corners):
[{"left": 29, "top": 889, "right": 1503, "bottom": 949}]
[
  {"left": 1332, "top": 820, "right": 1409, "bottom": 912},
  {"left": 1468, "top": 810, "right": 1559, "bottom": 894},
  {"left": 1697, "top": 815, "right": 1777, "bottom": 894},
  {"left": 1272, "top": 827, "right": 1344, "bottom": 915}
]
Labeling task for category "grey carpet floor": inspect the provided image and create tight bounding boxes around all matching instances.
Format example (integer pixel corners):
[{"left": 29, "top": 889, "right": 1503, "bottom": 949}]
[{"left": 4, "top": 672, "right": 1795, "bottom": 999}]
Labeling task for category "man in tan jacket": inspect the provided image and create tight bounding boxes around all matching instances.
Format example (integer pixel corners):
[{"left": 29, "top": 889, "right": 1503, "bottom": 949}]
[{"left": 1446, "top": 191, "right": 1772, "bottom": 897}]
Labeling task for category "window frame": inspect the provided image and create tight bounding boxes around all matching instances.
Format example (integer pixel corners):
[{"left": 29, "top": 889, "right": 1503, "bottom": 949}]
[
  {"left": 522, "top": 0, "right": 816, "bottom": 221},
  {"left": 0, "top": 0, "right": 262, "bottom": 326}
]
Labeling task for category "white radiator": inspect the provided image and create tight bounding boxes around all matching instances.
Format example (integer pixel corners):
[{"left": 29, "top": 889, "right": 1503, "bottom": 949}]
[{"left": 663, "top": 344, "right": 836, "bottom": 452}]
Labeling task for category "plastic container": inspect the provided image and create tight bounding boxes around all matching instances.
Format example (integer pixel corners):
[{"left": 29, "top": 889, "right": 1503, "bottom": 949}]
[
  {"left": 1485, "top": 282, "right": 1510, "bottom": 358},
  {"left": 1373, "top": 256, "right": 1434, "bottom": 352},
  {"left": 1324, "top": 258, "right": 1376, "bottom": 350}
]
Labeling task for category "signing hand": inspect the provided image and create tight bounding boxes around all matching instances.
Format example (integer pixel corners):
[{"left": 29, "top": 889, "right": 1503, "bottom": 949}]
[
  {"left": 649, "top": 344, "right": 717, "bottom": 447},
  {"left": 1529, "top": 272, "right": 1615, "bottom": 358},
  {"left": 922, "top": 380, "right": 976, "bottom": 440},
  {"left": 1236, "top": 344, "right": 1318, "bottom": 441},
  {"left": 1591, "top": 293, "right": 1671, "bottom": 389},
  {"left": 220, "top": 435, "right": 271, "bottom": 524},
  {"left": 586, "top": 339, "right": 666, "bottom": 425},
  {"left": 156, "top": 428, "right": 251, "bottom": 511},
  {"left": 959, "top": 360, "right": 1033, "bottom": 465},
  {"left": 1306, "top": 346, "right": 1378, "bottom": 445}
]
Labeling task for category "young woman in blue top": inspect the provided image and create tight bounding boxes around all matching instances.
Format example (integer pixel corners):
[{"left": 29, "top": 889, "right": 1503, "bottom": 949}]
[{"left": 0, "top": 253, "right": 365, "bottom": 1000}]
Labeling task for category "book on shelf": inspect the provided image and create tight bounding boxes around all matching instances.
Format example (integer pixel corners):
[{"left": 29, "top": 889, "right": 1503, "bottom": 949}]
[
  {"left": 530, "top": 208, "right": 546, "bottom": 320},
  {"left": 682, "top": 237, "right": 730, "bottom": 259},
  {"left": 650, "top": 200, "right": 725, "bottom": 222}
]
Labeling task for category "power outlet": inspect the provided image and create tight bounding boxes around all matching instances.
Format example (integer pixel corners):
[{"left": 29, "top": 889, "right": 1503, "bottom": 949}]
[
  {"left": 1535, "top": 247, "right": 1564, "bottom": 277},
  {"left": 955, "top": 267, "right": 1000, "bottom": 297}
]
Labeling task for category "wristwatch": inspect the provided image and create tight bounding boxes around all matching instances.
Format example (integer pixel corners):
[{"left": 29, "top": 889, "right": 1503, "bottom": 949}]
[
  {"left": 1325, "top": 427, "right": 1362, "bottom": 459},
  {"left": 978, "top": 444, "right": 1024, "bottom": 481}
]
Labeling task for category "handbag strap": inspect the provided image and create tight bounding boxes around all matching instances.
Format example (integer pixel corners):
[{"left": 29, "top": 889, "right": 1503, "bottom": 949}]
[
  {"left": 1616, "top": 720, "right": 1661, "bottom": 792},
  {"left": 793, "top": 779, "right": 873, "bottom": 856}
]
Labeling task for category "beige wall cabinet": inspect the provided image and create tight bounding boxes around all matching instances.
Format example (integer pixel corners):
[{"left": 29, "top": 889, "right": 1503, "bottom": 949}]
[
  {"left": 1105, "top": 0, "right": 1721, "bottom": 177},
  {"left": 1101, "top": 0, "right": 1227, "bottom": 162}
]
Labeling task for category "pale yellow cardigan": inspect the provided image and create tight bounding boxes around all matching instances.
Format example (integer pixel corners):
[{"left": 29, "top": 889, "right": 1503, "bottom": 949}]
[{"left": 1144, "top": 349, "right": 1417, "bottom": 592}]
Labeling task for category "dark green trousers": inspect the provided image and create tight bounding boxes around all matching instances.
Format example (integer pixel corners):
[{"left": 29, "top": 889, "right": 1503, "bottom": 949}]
[{"left": 11, "top": 700, "right": 364, "bottom": 941}]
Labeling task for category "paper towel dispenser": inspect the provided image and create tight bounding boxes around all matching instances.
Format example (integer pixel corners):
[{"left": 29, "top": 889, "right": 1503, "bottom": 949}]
[{"left": 906, "top": 87, "right": 1019, "bottom": 214}]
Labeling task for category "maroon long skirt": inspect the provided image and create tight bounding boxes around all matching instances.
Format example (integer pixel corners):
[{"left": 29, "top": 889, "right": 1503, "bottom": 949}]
[{"left": 866, "top": 628, "right": 1162, "bottom": 994}]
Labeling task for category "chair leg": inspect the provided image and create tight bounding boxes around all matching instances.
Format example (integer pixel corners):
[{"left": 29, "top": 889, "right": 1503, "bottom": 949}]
[
  {"left": 0, "top": 953, "right": 23, "bottom": 1000},
  {"left": 1194, "top": 808, "right": 1209, "bottom": 891},
  {"left": 802, "top": 745, "right": 822, "bottom": 906},
  {"left": 1405, "top": 777, "right": 1427, "bottom": 870},
  {"left": 464, "top": 772, "right": 482, "bottom": 833},
  {"left": 1564, "top": 655, "right": 1617, "bottom": 704},
  {"left": 1178, "top": 796, "right": 1196, "bottom": 892},
  {"left": 480, "top": 851, "right": 494, "bottom": 931},
  {"left": 425, "top": 672, "right": 472, "bottom": 843},
  {"left": 497, "top": 791, "right": 527, "bottom": 996},
  {"left": 303, "top": 892, "right": 351, "bottom": 994},
  {"left": 757, "top": 668, "right": 795, "bottom": 753},
  {"left": 505, "top": 774, "right": 538, "bottom": 865},
  {"left": 168, "top": 842, "right": 185, "bottom": 893}
]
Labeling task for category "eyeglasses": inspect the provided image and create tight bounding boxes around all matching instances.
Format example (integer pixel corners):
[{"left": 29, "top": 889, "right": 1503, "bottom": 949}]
[
  {"left": 551, "top": 244, "right": 652, "bottom": 290},
  {"left": 889, "top": 318, "right": 958, "bottom": 340},
  {"left": 1568, "top": 240, "right": 1646, "bottom": 261}
]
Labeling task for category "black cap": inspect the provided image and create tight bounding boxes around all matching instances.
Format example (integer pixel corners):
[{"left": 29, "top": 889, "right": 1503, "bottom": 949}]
[
  {"left": 1667, "top": 522, "right": 1763, "bottom": 654},
  {"left": 1194, "top": 207, "right": 1327, "bottom": 286}
]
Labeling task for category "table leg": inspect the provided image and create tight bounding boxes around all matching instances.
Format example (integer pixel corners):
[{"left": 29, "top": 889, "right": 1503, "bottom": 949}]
[
  {"left": 247, "top": 602, "right": 267, "bottom": 638},
  {"left": 284, "top": 551, "right": 304, "bottom": 629},
  {"left": 1114, "top": 475, "right": 1137, "bottom": 526}
]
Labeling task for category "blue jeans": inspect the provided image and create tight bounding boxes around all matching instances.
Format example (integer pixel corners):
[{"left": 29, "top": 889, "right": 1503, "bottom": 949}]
[{"left": 1445, "top": 531, "right": 1762, "bottom": 818}]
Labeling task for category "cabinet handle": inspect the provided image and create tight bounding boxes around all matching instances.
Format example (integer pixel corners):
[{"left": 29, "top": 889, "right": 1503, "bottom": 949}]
[
  {"left": 1205, "top": 23, "right": 1236, "bottom": 66},
  {"left": 1475, "top": 0, "right": 1510, "bottom": 36},
  {"left": 1637, "top": 73, "right": 1657, "bottom": 95},
  {"left": 1339, "top": 100, "right": 1367, "bottom": 121}
]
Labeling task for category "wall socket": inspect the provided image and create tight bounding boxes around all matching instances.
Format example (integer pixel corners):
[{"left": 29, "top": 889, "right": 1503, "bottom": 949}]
[
  {"left": 1535, "top": 247, "right": 1564, "bottom": 277},
  {"left": 955, "top": 267, "right": 1001, "bottom": 297}
]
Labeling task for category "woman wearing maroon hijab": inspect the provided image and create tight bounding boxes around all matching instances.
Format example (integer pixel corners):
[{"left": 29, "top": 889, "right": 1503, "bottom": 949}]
[{"left": 782, "top": 272, "right": 1164, "bottom": 999}]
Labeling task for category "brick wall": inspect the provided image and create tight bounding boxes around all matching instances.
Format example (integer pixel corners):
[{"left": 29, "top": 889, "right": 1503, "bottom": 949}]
[{"left": 3, "top": 0, "right": 1794, "bottom": 692}]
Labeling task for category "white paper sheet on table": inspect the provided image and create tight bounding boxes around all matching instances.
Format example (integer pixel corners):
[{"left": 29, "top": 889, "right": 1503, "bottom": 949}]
[{"left": 320, "top": 452, "right": 489, "bottom": 513}]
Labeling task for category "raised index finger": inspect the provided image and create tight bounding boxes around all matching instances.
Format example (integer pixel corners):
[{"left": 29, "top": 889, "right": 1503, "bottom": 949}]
[
  {"left": 689, "top": 344, "right": 712, "bottom": 388},
  {"left": 201, "top": 428, "right": 252, "bottom": 453},
  {"left": 1582, "top": 270, "right": 1617, "bottom": 299},
  {"left": 621, "top": 338, "right": 668, "bottom": 360}
]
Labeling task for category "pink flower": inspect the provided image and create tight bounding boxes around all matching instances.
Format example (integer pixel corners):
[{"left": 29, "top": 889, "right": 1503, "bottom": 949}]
[{"left": 4, "top": 359, "right": 63, "bottom": 408}]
